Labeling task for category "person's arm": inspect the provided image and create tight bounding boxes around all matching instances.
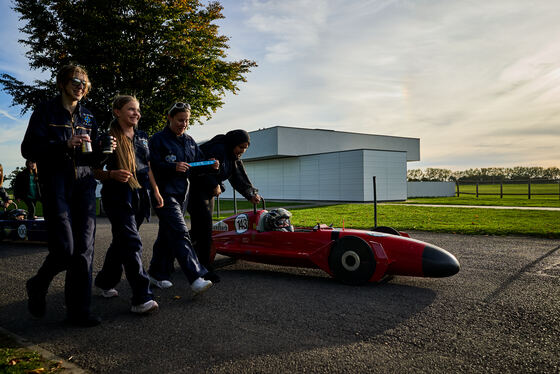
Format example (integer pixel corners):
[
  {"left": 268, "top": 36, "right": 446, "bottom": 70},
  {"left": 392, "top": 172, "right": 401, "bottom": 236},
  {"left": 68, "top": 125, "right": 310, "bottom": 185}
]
[
  {"left": 229, "top": 160, "right": 260, "bottom": 202},
  {"left": 148, "top": 162, "right": 163, "bottom": 208}
]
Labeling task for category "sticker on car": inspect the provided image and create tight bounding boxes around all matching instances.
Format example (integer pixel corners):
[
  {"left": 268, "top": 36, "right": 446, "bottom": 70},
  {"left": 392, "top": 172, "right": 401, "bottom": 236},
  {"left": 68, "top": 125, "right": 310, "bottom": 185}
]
[{"left": 235, "top": 214, "right": 249, "bottom": 234}]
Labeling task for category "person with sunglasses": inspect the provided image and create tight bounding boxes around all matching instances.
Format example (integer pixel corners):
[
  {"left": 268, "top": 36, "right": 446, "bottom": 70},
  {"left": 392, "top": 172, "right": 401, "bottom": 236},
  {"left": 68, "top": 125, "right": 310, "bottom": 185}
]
[
  {"left": 147, "top": 102, "right": 219, "bottom": 295},
  {"left": 186, "top": 129, "right": 261, "bottom": 283},
  {"left": 22, "top": 65, "right": 104, "bottom": 327},
  {"left": 93, "top": 95, "right": 162, "bottom": 314}
]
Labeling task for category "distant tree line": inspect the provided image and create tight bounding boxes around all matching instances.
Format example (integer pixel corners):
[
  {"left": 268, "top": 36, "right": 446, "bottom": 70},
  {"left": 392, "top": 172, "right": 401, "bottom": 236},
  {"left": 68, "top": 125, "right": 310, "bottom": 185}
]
[{"left": 407, "top": 167, "right": 560, "bottom": 182}]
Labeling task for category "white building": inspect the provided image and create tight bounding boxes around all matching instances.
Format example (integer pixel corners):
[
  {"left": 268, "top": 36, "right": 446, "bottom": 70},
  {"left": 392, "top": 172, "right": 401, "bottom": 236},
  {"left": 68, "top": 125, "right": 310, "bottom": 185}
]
[{"left": 219, "top": 126, "right": 420, "bottom": 202}]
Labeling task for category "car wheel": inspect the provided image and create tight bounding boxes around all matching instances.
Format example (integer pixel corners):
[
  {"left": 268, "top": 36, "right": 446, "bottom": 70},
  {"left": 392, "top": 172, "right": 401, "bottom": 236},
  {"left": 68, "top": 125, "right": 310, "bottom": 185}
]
[
  {"left": 371, "top": 226, "right": 401, "bottom": 236},
  {"left": 329, "top": 236, "right": 376, "bottom": 285}
]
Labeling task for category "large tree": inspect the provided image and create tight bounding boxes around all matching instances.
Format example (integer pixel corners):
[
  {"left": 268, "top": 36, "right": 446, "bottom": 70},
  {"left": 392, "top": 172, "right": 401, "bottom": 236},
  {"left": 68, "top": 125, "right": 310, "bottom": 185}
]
[{"left": 0, "top": 0, "right": 256, "bottom": 133}]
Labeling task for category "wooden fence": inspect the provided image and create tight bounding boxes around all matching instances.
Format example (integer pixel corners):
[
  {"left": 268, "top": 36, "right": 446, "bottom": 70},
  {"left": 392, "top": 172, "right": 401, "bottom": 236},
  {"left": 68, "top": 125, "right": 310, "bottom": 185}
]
[{"left": 456, "top": 179, "right": 560, "bottom": 199}]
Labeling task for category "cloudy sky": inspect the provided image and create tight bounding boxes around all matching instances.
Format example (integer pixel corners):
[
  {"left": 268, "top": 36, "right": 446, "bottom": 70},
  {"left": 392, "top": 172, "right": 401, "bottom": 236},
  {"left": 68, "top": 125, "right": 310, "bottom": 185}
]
[{"left": 1, "top": 0, "right": 560, "bottom": 176}]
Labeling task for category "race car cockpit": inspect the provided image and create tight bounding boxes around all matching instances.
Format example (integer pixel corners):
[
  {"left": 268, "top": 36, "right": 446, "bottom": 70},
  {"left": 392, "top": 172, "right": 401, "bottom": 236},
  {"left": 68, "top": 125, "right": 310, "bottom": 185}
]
[{"left": 257, "top": 208, "right": 294, "bottom": 232}]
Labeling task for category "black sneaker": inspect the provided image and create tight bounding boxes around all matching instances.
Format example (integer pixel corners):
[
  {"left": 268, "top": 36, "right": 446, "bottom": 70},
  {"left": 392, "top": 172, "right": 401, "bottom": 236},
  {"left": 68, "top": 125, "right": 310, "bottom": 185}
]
[
  {"left": 203, "top": 271, "right": 221, "bottom": 283},
  {"left": 26, "top": 278, "right": 46, "bottom": 318},
  {"left": 64, "top": 315, "right": 101, "bottom": 328}
]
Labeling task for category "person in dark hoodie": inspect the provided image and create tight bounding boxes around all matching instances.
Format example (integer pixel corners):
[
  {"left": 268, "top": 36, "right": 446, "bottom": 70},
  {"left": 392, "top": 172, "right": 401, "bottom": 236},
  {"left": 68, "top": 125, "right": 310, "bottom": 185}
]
[
  {"left": 22, "top": 64, "right": 104, "bottom": 327},
  {"left": 187, "top": 129, "right": 261, "bottom": 283},
  {"left": 14, "top": 160, "right": 41, "bottom": 219}
]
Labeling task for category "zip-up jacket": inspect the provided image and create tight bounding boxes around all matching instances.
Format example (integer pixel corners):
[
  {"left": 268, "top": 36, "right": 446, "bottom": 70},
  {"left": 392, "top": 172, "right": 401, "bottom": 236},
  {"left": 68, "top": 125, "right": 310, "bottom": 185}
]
[
  {"left": 21, "top": 95, "right": 100, "bottom": 179},
  {"left": 149, "top": 126, "right": 209, "bottom": 200}
]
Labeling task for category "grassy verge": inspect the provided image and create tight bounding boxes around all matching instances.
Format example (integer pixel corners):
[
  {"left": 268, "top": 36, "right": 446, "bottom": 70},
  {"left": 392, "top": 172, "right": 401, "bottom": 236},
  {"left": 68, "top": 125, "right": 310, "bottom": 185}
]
[
  {"left": 287, "top": 204, "right": 559, "bottom": 238},
  {"left": 0, "top": 335, "right": 63, "bottom": 373}
]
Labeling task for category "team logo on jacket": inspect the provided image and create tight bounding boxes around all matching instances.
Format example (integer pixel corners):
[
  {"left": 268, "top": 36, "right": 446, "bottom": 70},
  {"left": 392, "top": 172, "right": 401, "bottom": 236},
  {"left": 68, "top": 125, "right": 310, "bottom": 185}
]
[
  {"left": 83, "top": 114, "right": 93, "bottom": 125},
  {"left": 235, "top": 214, "right": 249, "bottom": 234},
  {"left": 165, "top": 154, "right": 177, "bottom": 163}
]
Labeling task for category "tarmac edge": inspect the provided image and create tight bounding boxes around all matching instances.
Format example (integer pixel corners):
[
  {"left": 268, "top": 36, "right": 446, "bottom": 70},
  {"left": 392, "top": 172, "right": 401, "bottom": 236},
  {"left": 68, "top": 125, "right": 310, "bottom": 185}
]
[{"left": 0, "top": 326, "right": 89, "bottom": 373}]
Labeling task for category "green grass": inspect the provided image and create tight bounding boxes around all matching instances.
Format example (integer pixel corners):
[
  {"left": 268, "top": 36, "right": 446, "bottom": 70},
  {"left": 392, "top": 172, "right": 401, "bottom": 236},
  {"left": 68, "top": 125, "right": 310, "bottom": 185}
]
[
  {"left": 452, "top": 183, "right": 560, "bottom": 206},
  {"left": 401, "top": 195, "right": 560, "bottom": 207},
  {"left": 286, "top": 204, "right": 559, "bottom": 238},
  {"left": 213, "top": 199, "right": 306, "bottom": 212},
  {"left": 0, "top": 347, "right": 63, "bottom": 373}
]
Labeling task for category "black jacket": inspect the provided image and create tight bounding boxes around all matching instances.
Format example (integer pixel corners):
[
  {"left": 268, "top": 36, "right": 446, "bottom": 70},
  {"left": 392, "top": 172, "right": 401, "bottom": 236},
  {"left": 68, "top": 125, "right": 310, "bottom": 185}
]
[
  {"left": 191, "top": 139, "right": 256, "bottom": 200},
  {"left": 21, "top": 95, "right": 101, "bottom": 179},
  {"left": 13, "top": 169, "right": 41, "bottom": 200}
]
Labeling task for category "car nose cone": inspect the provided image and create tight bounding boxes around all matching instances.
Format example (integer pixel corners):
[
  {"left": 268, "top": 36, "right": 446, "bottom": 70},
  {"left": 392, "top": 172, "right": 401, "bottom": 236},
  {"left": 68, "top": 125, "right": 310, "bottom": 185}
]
[{"left": 422, "top": 244, "right": 460, "bottom": 277}]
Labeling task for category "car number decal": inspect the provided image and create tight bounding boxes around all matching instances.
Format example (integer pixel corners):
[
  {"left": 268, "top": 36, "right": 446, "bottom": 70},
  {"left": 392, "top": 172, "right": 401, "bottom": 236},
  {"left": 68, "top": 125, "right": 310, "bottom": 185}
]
[
  {"left": 235, "top": 214, "right": 249, "bottom": 234},
  {"left": 17, "top": 224, "right": 27, "bottom": 239}
]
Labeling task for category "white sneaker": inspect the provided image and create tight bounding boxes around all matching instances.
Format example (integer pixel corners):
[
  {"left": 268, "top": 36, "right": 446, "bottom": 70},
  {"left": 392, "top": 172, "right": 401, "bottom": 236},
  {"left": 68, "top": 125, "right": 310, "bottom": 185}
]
[
  {"left": 191, "top": 277, "right": 212, "bottom": 295},
  {"left": 131, "top": 300, "right": 159, "bottom": 314},
  {"left": 98, "top": 288, "right": 119, "bottom": 298},
  {"left": 148, "top": 275, "right": 173, "bottom": 289}
]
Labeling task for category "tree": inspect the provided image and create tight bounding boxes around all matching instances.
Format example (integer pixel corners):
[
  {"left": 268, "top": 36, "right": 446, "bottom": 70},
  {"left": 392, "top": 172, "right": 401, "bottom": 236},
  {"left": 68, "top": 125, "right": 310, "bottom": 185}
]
[
  {"left": 0, "top": 0, "right": 256, "bottom": 134},
  {"left": 5, "top": 167, "right": 25, "bottom": 191}
]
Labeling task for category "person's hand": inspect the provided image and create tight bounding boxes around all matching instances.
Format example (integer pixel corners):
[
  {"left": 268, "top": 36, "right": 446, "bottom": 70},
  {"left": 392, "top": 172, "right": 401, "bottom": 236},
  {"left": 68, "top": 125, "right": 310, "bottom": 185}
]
[
  {"left": 110, "top": 169, "right": 133, "bottom": 183},
  {"left": 176, "top": 162, "right": 189, "bottom": 173},
  {"left": 153, "top": 190, "right": 164, "bottom": 208},
  {"left": 250, "top": 193, "right": 261, "bottom": 205},
  {"left": 210, "top": 158, "right": 220, "bottom": 170},
  {"left": 67, "top": 134, "right": 90, "bottom": 148},
  {"left": 212, "top": 185, "right": 222, "bottom": 197}
]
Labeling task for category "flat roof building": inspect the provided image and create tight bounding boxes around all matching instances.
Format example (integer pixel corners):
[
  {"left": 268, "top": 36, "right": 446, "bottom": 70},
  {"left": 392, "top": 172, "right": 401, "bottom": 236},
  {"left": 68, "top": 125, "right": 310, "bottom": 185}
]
[{"left": 219, "top": 126, "right": 420, "bottom": 202}]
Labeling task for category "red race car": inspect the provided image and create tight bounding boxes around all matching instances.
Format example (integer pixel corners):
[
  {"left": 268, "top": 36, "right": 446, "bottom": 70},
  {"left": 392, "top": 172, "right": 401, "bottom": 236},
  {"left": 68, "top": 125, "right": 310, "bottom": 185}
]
[{"left": 211, "top": 205, "right": 460, "bottom": 285}]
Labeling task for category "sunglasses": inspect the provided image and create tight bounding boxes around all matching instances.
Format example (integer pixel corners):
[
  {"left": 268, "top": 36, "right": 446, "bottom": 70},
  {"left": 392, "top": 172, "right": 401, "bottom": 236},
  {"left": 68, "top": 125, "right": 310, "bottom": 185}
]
[
  {"left": 70, "top": 77, "right": 88, "bottom": 87},
  {"left": 168, "top": 102, "right": 191, "bottom": 115}
]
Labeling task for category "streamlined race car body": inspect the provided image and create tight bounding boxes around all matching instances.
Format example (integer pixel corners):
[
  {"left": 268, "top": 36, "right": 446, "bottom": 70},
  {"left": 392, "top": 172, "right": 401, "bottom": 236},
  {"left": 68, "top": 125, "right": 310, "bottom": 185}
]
[
  {"left": 0, "top": 207, "right": 47, "bottom": 243},
  {"left": 211, "top": 208, "right": 460, "bottom": 285}
]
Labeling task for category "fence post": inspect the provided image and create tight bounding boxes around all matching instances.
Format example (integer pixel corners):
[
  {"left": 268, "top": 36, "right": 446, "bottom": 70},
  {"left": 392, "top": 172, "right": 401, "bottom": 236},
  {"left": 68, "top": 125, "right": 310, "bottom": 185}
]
[
  {"left": 476, "top": 183, "right": 479, "bottom": 198},
  {"left": 500, "top": 182, "right": 503, "bottom": 199},
  {"left": 372, "top": 176, "right": 377, "bottom": 228},
  {"left": 456, "top": 180, "right": 460, "bottom": 197},
  {"left": 528, "top": 177, "right": 531, "bottom": 200},
  {"left": 216, "top": 195, "right": 220, "bottom": 219},
  {"left": 233, "top": 189, "right": 238, "bottom": 214}
]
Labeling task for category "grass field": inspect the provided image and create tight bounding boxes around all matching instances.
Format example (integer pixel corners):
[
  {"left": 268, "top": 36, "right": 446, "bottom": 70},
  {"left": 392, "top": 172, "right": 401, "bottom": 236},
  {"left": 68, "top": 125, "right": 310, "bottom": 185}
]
[
  {"left": 404, "top": 194, "right": 560, "bottom": 207},
  {"left": 455, "top": 182, "right": 560, "bottom": 201},
  {"left": 288, "top": 204, "right": 560, "bottom": 238}
]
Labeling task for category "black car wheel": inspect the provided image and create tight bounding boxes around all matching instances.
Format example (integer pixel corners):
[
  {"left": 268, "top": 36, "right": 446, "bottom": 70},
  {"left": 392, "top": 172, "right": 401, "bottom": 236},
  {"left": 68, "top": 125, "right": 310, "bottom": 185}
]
[{"left": 329, "top": 236, "right": 376, "bottom": 285}]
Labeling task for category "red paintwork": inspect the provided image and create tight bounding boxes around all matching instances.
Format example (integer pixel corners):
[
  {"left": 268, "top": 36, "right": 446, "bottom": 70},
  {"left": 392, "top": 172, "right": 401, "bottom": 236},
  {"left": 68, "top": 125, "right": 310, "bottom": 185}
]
[{"left": 211, "top": 209, "right": 459, "bottom": 283}]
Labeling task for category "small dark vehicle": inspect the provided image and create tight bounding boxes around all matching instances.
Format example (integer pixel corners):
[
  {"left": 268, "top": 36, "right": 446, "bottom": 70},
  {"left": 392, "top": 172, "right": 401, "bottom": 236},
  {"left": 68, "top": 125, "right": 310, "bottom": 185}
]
[{"left": 0, "top": 203, "right": 47, "bottom": 242}]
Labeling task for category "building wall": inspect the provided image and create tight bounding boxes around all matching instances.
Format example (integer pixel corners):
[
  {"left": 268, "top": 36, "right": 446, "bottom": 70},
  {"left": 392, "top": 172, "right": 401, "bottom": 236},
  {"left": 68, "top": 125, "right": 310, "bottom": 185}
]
[
  {"left": 219, "top": 149, "right": 408, "bottom": 201},
  {"left": 407, "top": 181, "right": 455, "bottom": 198}
]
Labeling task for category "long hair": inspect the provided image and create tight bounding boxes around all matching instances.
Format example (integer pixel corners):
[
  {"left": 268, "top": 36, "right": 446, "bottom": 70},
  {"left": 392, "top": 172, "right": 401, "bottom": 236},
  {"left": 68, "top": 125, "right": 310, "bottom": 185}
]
[
  {"left": 0, "top": 164, "right": 3, "bottom": 187},
  {"left": 110, "top": 95, "right": 141, "bottom": 189}
]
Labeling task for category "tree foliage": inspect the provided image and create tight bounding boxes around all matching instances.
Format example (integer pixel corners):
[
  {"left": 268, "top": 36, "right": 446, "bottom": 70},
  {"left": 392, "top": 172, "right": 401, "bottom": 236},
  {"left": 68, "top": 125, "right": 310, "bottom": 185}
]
[
  {"left": 0, "top": 0, "right": 256, "bottom": 133},
  {"left": 407, "top": 166, "right": 560, "bottom": 182}
]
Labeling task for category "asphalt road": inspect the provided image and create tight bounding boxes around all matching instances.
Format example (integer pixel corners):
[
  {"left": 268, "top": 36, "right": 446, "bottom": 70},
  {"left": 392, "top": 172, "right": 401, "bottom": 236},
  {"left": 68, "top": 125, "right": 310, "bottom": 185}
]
[{"left": 0, "top": 218, "right": 559, "bottom": 373}]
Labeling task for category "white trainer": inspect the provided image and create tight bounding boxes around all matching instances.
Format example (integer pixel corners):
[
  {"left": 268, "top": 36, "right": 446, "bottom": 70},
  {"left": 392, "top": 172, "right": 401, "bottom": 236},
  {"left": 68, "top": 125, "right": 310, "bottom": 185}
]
[
  {"left": 191, "top": 277, "right": 212, "bottom": 295},
  {"left": 98, "top": 288, "right": 119, "bottom": 298},
  {"left": 131, "top": 300, "right": 159, "bottom": 314},
  {"left": 148, "top": 275, "right": 173, "bottom": 289}
]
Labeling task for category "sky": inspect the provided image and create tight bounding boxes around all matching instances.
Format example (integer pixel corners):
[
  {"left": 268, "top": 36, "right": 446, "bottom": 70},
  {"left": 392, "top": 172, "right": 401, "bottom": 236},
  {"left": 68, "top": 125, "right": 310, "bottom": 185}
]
[{"left": 1, "top": 0, "right": 560, "bottom": 177}]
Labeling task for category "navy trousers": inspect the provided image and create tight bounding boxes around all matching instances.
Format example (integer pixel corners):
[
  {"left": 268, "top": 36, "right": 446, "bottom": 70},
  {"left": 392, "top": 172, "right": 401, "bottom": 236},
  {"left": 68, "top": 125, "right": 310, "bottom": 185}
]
[
  {"left": 187, "top": 188, "right": 215, "bottom": 267},
  {"left": 95, "top": 186, "right": 154, "bottom": 305},
  {"left": 149, "top": 195, "right": 206, "bottom": 284},
  {"left": 95, "top": 185, "right": 153, "bottom": 306},
  {"left": 30, "top": 172, "right": 96, "bottom": 319}
]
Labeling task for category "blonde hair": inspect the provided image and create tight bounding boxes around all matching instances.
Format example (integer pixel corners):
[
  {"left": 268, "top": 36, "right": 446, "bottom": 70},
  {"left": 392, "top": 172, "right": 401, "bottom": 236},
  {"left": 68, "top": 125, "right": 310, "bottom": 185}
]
[{"left": 110, "top": 95, "right": 141, "bottom": 189}]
